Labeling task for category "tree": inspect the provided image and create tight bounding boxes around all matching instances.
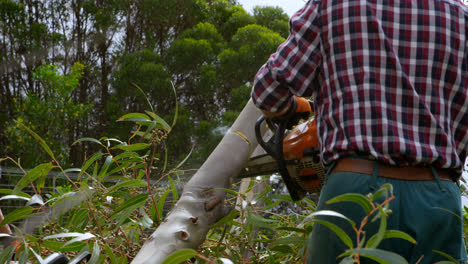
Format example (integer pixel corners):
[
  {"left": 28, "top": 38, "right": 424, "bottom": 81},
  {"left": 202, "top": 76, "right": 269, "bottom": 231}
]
[
  {"left": 4, "top": 63, "right": 89, "bottom": 167},
  {"left": 253, "top": 6, "right": 290, "bottom": 39}
]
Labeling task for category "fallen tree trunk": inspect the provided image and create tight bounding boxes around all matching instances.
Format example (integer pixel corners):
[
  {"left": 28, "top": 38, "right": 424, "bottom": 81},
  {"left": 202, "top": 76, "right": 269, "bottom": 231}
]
[{"left": 132, "top": 100, "right": 265, "bottom": 264}]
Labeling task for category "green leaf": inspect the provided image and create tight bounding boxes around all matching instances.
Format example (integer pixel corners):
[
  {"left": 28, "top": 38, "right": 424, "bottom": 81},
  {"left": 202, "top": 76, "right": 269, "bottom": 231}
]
[
  {"left": 157, "top": 190, "right": 171, "bottom": 221},
  {"left": 172, "top": 147, "right": 193, "bottom": 170},
  {"left": 212, "top": 209, "right": 240, "bottom": 228},
  {"left": 88, "top": 242, "right": 101, "bottom": 264},
  {"left": 366, "top": 205, "right": 387, "bottom": 248},
  {"left": 0, "top": 189, "right": 31, "bottom": 198},
  {"left": 246, "top": 210, "right": 277, "bottom": 229},
  {"left": 17, "top": 121, "right": 55, "bottom": 159},
  {"left": 104, "top": 244, "right": 118, "bottom": 264},
  {"left": 170, "top": 81, "right": 178, "bottom": 128},
  {"left": 327, "top": 193, "right": 374, "bottom": 214},
  {"left": 138, "top": 210, "right": 154, "bottom": 229},
  {"left": 309, "top": 219, "right": 353, "bottom": 249},
  {"left": 372, "top": 230, "right": 416, "bottom": 244},
  {"left": 69, "top": 209, "right": 89, "bottom": 231},
  {"left": 73, "top": 137, "right": 103, "bottom": 146},
  {"left": 168, "top": 177, "right": 179, "bottom": 201},
  {"left": 63, "top": 233, "right": 95, "bottom": 247},
  {"left": 433, "top": 207, "right": 463, "bottom": 221},
  {"left": 26, "top": 194, "right": 44, "bottom": 206},
  {"left": 371, "top": 188, "right": 389, "bottom": 201},
  {"left": 113, "top": 151, "right": 141, "bottom": 161},
  {"left": 270, "top": 245, "right": 293, "bottom": 254},
  {"left": 145, "top": 111, "right": 171, "bottom": 131},
  {"left": 80, "top": 152, "right": 105, "bottom": 177},
  {"left": 306, "top": 210, "right": 356, "bottom": 227},
  {"left": 98, "top": 155, "right": 113, "bottom": 181},
  {"left": 0, "top": 207, "right": 36, "bottom": 227},
  {"left": 0, "top": 195, "right": 30, "bottom": 202},
  {"left": 30, "top": 247, "right": 45, "bottom": 264},
  {"left": 134, "top": 83, "right": 154, "bottom": 112},
  {"left": 276, "top": 227, "right": 308, "bottom": 234},
  {"left": 45, "top": 232, "right": 92, "bottom": 240},
  {"left": 40, "top": 240, "right": 86, "bottom": 253},
  {"left": 117, "top": 113, "right": 151, "bottom": 122},
  {"left": 112, "top": 193, "right": 148, "bottom": 216},
  {"left": 432, "top": 250, "right": 458, "bottom": 263},
  {"left": 269, "top": 236, "right": 307, "bottom": 247},
  {"left": 340, "top": 248, "right": 408, "bottom": 264},
  {"left": 162, "top": 248, "right": 198, "bottom": 264},
  {"left": 108, "top": 180, "right": 147, "bottom": 193},
  {"left": 13, "top": 163, "right": 53, "bottom": 194},
  {"left": 338, "top": 256, "right": 355, "bottom": 264},
  {"left": 114, "top": 143, "right": 149, "bottom": 151},
  {"left": 0, "top": 245, "right": 15, "bottom": 264}
]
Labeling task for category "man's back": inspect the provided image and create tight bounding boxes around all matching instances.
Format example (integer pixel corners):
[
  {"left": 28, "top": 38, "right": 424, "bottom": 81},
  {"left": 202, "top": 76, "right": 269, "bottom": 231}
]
[
  {"left": 251, "top": 0, "right": 468, "bottom": 263},
  {"left": 253, "top": 0, "right": 468, "bottom": 169}
]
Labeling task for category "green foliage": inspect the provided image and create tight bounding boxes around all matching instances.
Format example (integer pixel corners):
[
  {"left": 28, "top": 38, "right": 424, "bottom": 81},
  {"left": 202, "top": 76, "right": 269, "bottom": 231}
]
[
  {"left": 1, "top": 108, "right": 180, "bottom": 262},
  {"left": 253, "top": 6, "right": 290, "bottom": 38},
  {"left": 5, "top": 63, "right": 91, "bottom": 167},
  {"left": 2, "top": 104, "right": 466, "bottom": 263}
]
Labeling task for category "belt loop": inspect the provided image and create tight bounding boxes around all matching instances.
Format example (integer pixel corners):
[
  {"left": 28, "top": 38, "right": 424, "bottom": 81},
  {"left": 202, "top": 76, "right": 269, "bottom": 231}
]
[
  {"left": 324, "top": 161, "right": 337, "bottom": 185},
  {"left": 430, "top": 165, "right": 447, "bottom": 192}
]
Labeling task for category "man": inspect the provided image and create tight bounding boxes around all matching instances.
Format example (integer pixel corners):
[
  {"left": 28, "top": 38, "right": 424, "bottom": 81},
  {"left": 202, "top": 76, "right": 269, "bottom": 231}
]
[{"left": 251, "top": 0, "right": 468, "bottom": 263}]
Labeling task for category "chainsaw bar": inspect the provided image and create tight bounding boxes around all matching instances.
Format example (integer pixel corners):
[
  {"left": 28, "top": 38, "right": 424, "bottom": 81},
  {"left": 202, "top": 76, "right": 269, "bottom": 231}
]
[{"left": 238, "top": 154, "right": 279, "bottom": 178}]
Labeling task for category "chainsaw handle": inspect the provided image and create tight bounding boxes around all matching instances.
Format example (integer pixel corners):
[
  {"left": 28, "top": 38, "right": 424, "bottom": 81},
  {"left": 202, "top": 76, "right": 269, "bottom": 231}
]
[
  {"left": 254, "top": 115, "right": 305, "bottom": 201},
  {"left": 255, "top": 116, "right": 280, "bottom": 159}
]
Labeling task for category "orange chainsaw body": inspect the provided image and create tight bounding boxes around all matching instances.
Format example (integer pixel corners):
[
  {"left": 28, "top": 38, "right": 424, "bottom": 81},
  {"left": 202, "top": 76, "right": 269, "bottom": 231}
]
[
  {"left": 283, "top": 119, "right": 319, "bottom": 159},
  {"left": 282, "top": 118, "right": 324, "bottom": 193}
]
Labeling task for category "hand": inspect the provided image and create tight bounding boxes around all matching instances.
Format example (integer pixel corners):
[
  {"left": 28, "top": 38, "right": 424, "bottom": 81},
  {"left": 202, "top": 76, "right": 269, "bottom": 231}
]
[{"left": 270, "top": 96, "right": 312, "bottom": 129}]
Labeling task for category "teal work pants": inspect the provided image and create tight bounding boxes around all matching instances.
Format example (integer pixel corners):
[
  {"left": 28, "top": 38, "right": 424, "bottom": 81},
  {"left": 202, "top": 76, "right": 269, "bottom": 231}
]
[{"left": 306, "top": 168, "right": 467, "bottom": 264}]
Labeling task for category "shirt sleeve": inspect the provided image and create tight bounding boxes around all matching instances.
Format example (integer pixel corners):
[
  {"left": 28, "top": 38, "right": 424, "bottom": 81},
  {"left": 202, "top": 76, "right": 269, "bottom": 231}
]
[{"left": 251, "top": 0, "right": 323, "bottom": 113}]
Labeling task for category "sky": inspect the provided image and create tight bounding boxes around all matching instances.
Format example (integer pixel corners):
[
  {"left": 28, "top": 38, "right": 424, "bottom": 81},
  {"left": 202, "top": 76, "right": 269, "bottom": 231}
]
[{"left": 236, "top": 0, "right": 306, "bottom": 17}]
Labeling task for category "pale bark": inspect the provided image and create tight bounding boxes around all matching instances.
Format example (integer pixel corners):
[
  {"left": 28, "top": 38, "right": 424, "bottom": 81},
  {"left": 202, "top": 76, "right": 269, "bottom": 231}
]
[{"left": 132, "top": 100, "right": 266, "bottom": 264}]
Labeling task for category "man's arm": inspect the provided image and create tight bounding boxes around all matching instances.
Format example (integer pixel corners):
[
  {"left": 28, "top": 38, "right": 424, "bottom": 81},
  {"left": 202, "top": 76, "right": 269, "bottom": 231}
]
[{"left": 251, "top": 0, "right": 323, "bottom": 115}]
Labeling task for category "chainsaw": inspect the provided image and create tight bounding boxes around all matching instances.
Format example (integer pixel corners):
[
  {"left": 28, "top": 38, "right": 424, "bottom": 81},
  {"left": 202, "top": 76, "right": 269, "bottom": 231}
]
[{"left": 238, "top": 101, "right": 326, "bottom": 201}]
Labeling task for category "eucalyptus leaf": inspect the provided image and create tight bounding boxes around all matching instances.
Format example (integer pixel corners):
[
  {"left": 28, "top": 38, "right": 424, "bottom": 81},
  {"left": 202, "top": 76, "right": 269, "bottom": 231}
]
[
  {"left": 13, "top": 163, "right": 53, "bottom": 194},
  {"left": 63, "top": 233, "right": 96, "bottom": 247},
  {"left": 246, "top": 210, "right": 277, "bottom": 229},
  {"left": 327, "top": 193, "right": 374, "bottom": 214},
  {"left": 0, "top": 207, "right": 35, "bottom": 227},
  {"left": 72, "top": 137, "right": 103, "bottom": 146},
  {"left": 309, "top": 219, "right": 353, "bottom": 249},
  {"left": 88, "top": 242, "right": 101, "bottom": 264},
  {"left": 117, "top": 113, "right": 151, "bottom": 122},
  {"left": 217, "top": 258, "right": 234, "bottom": 264},
  {"left": 30, "top": 247, "right": 45, "bottom": 264},
  {"left": 432, "top": 250, "right": 459, "bottom": 263},
  {"left": 340, "top": 248, "right": 408, "bottom": 264},
  {"left": 17, "top": 121, "right": 55, "bottom": 159},
  {"left": 305, "top": 210, "right": 356, "bottom": 227},
  {"left": 366, "top": 205, "right": 387, "bottom": 248},
  {"left": 0, "top": 245, "right": 15, "bottom": 264},
  {"left": 0, "top": 195, "right": 30, "bottom": 202},
  {"left": 161, "top": 248, "right": 198, "bottom": 264},
  {"left": 26, "top": 194, "right": 45, "bottom": 206},
  {"left": 108, "top": 179, "right": 147, "bottom": 193}
]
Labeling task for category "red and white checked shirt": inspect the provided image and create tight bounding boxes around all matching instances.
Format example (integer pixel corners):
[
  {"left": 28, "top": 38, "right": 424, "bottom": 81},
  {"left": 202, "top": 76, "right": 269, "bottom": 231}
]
[{"left": 252, "top": 0, "right": 468, "bottom": 170}]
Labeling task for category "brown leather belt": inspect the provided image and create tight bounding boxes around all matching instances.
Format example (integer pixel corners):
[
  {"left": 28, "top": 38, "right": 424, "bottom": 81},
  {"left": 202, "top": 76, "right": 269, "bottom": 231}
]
[{"left": 332, "top": 158, "right": 454, "bottom": 182}]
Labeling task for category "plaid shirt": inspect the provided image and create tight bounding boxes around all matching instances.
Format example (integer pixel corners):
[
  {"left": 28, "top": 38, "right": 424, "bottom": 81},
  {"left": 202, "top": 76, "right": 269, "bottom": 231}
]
[{"left": 252, "top": 0, "right": 468, "bottom": 170}]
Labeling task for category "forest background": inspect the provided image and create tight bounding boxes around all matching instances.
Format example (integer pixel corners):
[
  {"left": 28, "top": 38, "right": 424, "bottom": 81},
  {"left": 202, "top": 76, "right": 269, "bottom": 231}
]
[{"left": 0, "top": 0, "right": 292, "bottom": 172}]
